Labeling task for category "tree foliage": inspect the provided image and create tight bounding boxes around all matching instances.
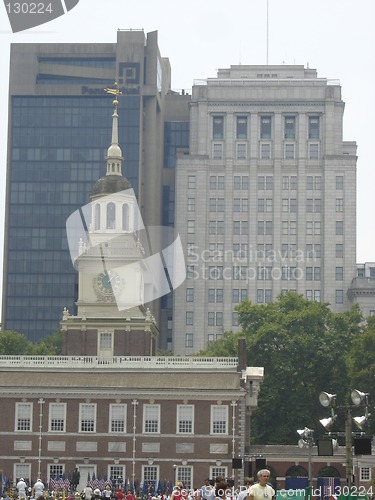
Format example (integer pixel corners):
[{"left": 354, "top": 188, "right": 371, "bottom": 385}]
[
  {"left": 196, "top": 292, "right": 366, "bottom": 444},
  {"left": 0, "top": 329, "right": 62, "bottom": 355}
]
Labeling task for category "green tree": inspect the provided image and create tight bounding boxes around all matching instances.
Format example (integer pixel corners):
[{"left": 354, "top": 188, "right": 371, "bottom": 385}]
[
  {"left": 346, "top": 316, "right": 375, "bottom": 434},
  {"left": 34, "top": 330, "right": 62, "bottom": 355},
  {"left": 196, "top": 292, "right": 363, "bottom": 444},
  {"left": 0, "top": 330, "right": 35, "bottom": 355}
]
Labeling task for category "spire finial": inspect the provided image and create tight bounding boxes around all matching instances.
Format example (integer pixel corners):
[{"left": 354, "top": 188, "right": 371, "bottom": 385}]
[{"left": 104, "top": 82, "right": 123, "bottom": 109}]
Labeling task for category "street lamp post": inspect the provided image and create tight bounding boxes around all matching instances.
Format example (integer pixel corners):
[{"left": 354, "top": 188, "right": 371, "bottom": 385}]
[
  {"left": 319, "top": 389, "right": 371, "bottom": 490},
  {"left": 297, "top": 427, "right": 314, "bottom": 500}
]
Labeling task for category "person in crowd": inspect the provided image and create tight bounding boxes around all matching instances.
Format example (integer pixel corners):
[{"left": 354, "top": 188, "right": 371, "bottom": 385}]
[
  {"left": 33, "top": 479, "right": 45, "bottom": 499},
  {"left": 102, "top": 486, "right": 112, "bottom": 500},
  {"left": 247, "top": 470, "right": 275, "bottom": 500},
  {"left": 83, "top": 485, "right": 93, "bottom": 500},
  {"left": 16, "top": 478, "right": 27, "bottom": 500},
  {"left": 71, "top": 470, "right": 81, "bottom": 492},
  {"left": 200, "top": 479, "right": 215, "bottom": 500},
  {"left": 170, "top": 482, "right": 187, "bottom": 500},
  {"left": 93, "top": 489, "right": 102, "bottom": 500},
  {"left": 214, "top": 480, "right": 230, "bottom": 500},
  {"left": 237, "top": 478, "right": 254, "bottom": 500},
  {"left": 115, "top": 489, "right": 124, "bottom": 500}
]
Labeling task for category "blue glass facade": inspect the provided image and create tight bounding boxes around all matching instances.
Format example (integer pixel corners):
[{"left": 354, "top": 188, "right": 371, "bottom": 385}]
[{"left": 5, "top": 95, "right": 140, "bottom": 342}]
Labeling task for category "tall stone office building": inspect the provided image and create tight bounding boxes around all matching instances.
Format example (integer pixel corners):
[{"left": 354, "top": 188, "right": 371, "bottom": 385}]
[
  {"left": 2, "top": 29, "right": 189, "bottom": 347},
  {"left": 173, "top": 65, "right": 357, "bottom": 355}
]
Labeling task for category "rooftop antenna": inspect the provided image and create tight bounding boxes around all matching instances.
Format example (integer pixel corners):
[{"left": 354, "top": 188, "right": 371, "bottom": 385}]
[{"left": 266, "top": 0, "right": 269, "bottom": 65}]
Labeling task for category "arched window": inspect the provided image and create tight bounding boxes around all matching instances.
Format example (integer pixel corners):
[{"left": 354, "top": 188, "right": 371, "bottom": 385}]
[
  {"left": 94, "top": 204, "right": 101, "bottom": 230},
  {"left": 106, "top": 202, "right": 116, "bottom": 229},
  {"left": 122, "top": 204, "right": 129, "bottom": 231}
]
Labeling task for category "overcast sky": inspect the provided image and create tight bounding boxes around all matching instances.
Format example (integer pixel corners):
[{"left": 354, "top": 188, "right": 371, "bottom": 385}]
[{"left": 0, "top": 0, "right": 374, "bottom": 305}]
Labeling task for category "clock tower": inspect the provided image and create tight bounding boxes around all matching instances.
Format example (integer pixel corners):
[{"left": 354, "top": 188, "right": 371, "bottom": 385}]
[{"left": 61, "top": 88, "right": 159, "bottom": 357}]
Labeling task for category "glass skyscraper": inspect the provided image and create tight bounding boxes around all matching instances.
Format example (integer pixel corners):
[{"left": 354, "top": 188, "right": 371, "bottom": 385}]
[{"left": 2, "top": 30, "right": 190, "bottom": 344}]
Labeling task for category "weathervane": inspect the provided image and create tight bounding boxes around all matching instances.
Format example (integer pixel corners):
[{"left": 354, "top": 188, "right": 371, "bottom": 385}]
[{"left": 104, "top": 82, "right": 122, "bottom": 108}]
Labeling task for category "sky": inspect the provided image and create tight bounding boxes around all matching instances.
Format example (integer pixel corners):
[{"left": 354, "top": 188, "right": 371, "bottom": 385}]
[{"left": 0, "top": 0, "right": 374, "bottom": 306}]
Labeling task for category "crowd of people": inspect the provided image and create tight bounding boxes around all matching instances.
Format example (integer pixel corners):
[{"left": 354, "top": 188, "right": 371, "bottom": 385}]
[{"left": 4, "top": 469, "right": 275, "bottom": 500}]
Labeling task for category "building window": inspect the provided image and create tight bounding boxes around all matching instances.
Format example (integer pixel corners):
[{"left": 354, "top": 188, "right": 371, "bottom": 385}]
[
  {"left": 236, "top": 143, "right": 247, "bottom": 160},
  {"left": 306, "top": 198, "right": 321, "bottom": 213},
  {"left": 177, "top": 404, "right": 194, "bottom": 434},
  {"left": 186, "top": 311, "right": 194, "bottom": 325},
  {"left": 336, "top": 267, "right": 344, "bottom": 281},
  {"left": 187, "top": 220, "right": 195, "bottom": 234},
  {"left": 143, "top": 404, "right": 160, "bottom": 434},
  {"left": 185, "top": 333, "right": 193, "bottom": 348},
  {"left": 309, "top": 143, "right": 319, "bottom": 160},
  {"left": 211, "top": 405, "right": 228, "bottom": 434},
  {"left": 186, "top": 288, "right": 194, "bottom": 302},
  {"left": 187, "top": 198, "right": 195, "bottom": 211},
  {"left": 233, "top": 198, "right": 248, "bottom": 212},
  {"left": 260, "top": 116, "right": 272, "bottom": 139},
  {"left": 236, "top": 116, "right": 248, "bottom": 139},
  {"left": 234, "top": 175, "right": 249, "bottom": 190},
  {"left": 213, "top": 116, "right": 224, "bottom": 139},
  {"left": 208, "top": 288, "right": 223, "bottom": 303},
  {"left": 208, "top": 312, "right": 223, "bottom": 326},
  {"left": 209, "top": 198, "right": 225, "bottom": 212},
  {"left": 15, "top": 464, "right": 31, "bottom": 482},
  {"left": 79, "top": 403, "right": 96, "bottom": 433},
  {"left": 232, "top": 312, "right": 239, "bottom": 326},
  {"left": 177, "top": 466, "right": 193, "bottom": 490},
  {"left": 257, "top": 220, "right": 273, "bottom": 236},
  {"left": 16, "top": 402, "right": 32, "bottom": 432},
  {"left": 213, "top": 143, "right": 223, "bottom": 160},
  {"left": 209, "top": 220, "right": 224, "bottom": 235},
  {"left": 306, "top": 244, "right": 321, "bottom": 260},
  {"left": 360, "top": 467, "right": 371, "bottom": 481},
  {"left": 336, "top": 175, "right": 344, "bottom": 189},
  {"left": 284, "top": 116, "right": 296, "bottom": 139},
  {"left": 99, "top": 332, "right": 112, "bottom": 351},
  {"left": 260, "top": 142, "right": 271, "bottom": 159},
  {"left": 307, "top": 176, "right": 321, "bottom": 190},
  {"left": 336, "top": 244, "right": 343, "bottom": 258},
  {"left": 49, "top": 403, "right": 66, "bottom": 432},
  {"left": 232, "top": 288, "right": 248, "bottom": 303},
  {"left": 335, "top": 290, "right": 344, "bottom": 304},
  {"left": 233, "top": 221, "right": 248, "bottom": 235},
  {"left": 258, "top": 175, "right": 273, "bottom": 190},
  {"left": 282, "top": 199, "right": 297, "bottom": 213},
  {"left": 336, "top": 221, "right": 343, "bottom": 235},
  {"left": 109, "top": 404, "right": 126, "bottom": 433},
  {"left": 142, "top": 465, "right": 158, "bottom": 485},
  {"left": 49, "top": 464, "right": 64, "bottom": 481},
  {"left": 109, "top": 466, "right": 125, "bottom": 483},
  {"left": 306, "top": 267, "right": 321, "bottom": 281},
  {"left": 186, "top": 265, "right": 196, "bottom": 279},
  {"left": 284, "top": 143, "right": 295, "bottom": 159},
  {"left": 188, "top": 175, "right": 196, "bottom": 189},
  {"left": 257, "top": 198, "right": 273, "bottom": 213},
  {"left": 210, "top": 175, "right": 225, "bottom": 190},
  {"left": 308, "top": 116, "right": 320, "bottom": 139},
  {"left": 208, "top": 266, "right": 223, "bottom": 280},
  {"left": 336, "top": 198, "right": 344, "bottom": 212},
  {"left": 106, "top": 202, "right": 116, "bottom": 229},
  {"left": 282, "top": 176, "right": 298, "bottom": 190}
]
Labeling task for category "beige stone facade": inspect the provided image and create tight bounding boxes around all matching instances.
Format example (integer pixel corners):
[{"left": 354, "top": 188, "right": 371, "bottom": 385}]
[{"left": 173, "top": 65, "right": 358, "bottom": 355}]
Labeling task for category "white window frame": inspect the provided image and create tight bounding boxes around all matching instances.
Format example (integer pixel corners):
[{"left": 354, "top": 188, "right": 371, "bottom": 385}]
[
  {"left": 15, "top": 402, "right": 33, "bottom": 432},
  {"left": 211, "top": 405, "right": 228, "bottom": 435},
  {"left": 177, "top": 404, "right": 194, "bottom": 434},
  {"left": 143, "top": 404, "right": 160, "bottom": 434},
  {"left": 109, "top": 403, "right": 127, "bottom": 433},
  {"left": 79, "top": 403, "right": 96, "bottom": 433},
  {"left": 14, "top": 463, "right": 31, "bottom": 482},
  {"left": 49, "top": 402, "right": 67, "bottom": 433}
]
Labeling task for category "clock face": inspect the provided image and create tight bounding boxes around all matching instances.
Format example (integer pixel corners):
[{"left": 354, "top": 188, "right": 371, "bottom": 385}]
[{"left": 96, "top": 271, "right": 123, "bottom": 296}]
